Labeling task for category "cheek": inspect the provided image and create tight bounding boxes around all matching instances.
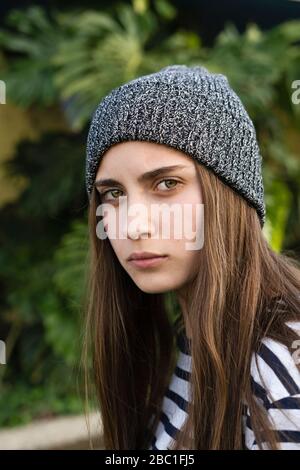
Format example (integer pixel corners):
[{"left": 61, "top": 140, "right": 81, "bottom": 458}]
[
  {"left": 171, "top": 188, "right": 203, "bottom": 231},
  {"left": 172, "top": 236, "right": 201, "bottom": 274},
  {"left": 176, "top": 245, "right": 200, "bottom": 283},
  {"left": 108, "top": 238, "right": 122, "bottom": 258}
]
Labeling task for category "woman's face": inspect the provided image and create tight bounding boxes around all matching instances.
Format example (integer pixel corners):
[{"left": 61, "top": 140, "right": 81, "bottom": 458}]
[{"left": 95, "top": 141, "right": 204, "bottom": 294}]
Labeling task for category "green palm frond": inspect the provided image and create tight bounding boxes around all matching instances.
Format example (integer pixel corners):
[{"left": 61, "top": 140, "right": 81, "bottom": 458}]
[{"left": 0, "top": 6, "right": 64, "bottom": 105}]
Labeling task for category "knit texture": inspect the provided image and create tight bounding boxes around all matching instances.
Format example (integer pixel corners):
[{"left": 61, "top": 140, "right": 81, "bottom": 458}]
[{"left": 86, "top": 64, "right": 266, "bottom": 227}]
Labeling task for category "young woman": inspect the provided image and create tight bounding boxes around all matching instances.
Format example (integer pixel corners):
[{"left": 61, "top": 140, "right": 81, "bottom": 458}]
[{"left": 82, "top": 65, "right": 300, "bottom": 450}]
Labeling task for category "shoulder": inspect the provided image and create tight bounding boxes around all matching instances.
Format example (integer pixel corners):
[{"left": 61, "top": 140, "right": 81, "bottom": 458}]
[
  {"left": 244, "top": 321, "right": 300, "bottom": 450},
  {"left": 250, "top": 321, "right": 300, "bottom": 403}
]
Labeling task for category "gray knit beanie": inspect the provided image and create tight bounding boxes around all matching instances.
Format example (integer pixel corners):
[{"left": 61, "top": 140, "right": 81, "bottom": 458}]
[{"left": 86, "top": 64, "right": 266, "bottom": 227}]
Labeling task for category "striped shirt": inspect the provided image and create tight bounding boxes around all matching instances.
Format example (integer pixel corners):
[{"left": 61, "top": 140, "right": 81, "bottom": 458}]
[{"left": 148, "top": 321, "right": 300, "bottom": 450}]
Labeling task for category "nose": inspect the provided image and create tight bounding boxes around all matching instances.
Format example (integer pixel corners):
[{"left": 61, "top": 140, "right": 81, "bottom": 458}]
[
  {"left": 121, "top": 196, "right": 156, "bottom": 241},
  {"left": 127, "top": 204, "right": 155, "bottom": 240}
]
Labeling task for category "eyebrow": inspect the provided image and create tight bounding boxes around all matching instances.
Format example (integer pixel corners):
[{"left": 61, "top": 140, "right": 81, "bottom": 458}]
[{"left": 94, "top": 164, "right": 189, "bottom": 189}]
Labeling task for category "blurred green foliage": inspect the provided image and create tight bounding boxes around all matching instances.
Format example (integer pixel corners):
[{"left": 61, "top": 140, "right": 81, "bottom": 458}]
[{"left": 0, "top": 0, "right": 299, "bottom": 426}]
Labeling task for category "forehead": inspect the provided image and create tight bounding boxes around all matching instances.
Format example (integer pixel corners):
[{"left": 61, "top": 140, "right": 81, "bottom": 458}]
[{"left": 96, "top": 141, "right": 195, "bottom": 178}]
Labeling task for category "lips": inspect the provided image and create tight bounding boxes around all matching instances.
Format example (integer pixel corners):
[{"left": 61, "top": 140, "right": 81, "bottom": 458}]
[
  {"left": 128, "top": 255, "right": 168, "bottom": 268},
  {"left": 127, "top": 252, "right": 167, "bottom": 261},
  {"left": 128, "top": 253, "right": 168, "bottom": 268}
]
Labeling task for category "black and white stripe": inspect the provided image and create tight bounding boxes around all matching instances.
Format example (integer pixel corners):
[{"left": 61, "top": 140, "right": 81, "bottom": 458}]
[
  {"left": 148, "top": 321, "right": 300, "bottom": 450},
  {"left": 148, "top": 330, "right": 191, "bottom": 450}
]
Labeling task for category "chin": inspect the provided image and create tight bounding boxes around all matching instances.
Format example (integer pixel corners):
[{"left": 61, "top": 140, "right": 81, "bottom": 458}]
[{"left": 134, "top": 279, "right": 173, "bottom": 295}]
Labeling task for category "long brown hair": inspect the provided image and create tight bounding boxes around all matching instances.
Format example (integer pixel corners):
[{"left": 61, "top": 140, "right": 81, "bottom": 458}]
[{"left": 81, "top": 158, "right": 300, "bottom": 450}]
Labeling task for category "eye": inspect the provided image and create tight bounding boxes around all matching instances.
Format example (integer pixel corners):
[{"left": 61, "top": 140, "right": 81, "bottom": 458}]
[
  {"left": 156, "top": 178, "right": 180, "bottom": 191},
  {"left": 99, "top": 188, "right": 123, "bottom": 201},
  {"left": 99, "top": 178, "right": 181, "bottom": 202}
]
